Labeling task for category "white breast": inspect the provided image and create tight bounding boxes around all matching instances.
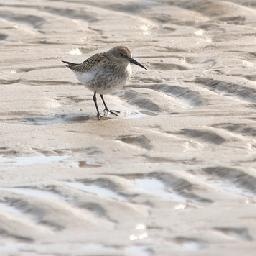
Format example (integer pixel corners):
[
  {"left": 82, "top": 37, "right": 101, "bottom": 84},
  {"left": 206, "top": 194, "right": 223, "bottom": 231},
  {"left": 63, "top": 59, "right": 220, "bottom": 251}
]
[
  {"left": 126, "top": 64, "right": 132, "bottom": 77},
  {"left": 74, "top": 70, "right": 97, "bottom": 84}
]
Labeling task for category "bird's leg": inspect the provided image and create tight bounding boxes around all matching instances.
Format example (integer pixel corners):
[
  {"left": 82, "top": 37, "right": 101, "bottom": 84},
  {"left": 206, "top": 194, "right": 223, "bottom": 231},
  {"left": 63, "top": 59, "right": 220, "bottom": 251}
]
[
  {"left": 100, "top": 94, "right": 110, "bottom": 113},
  {"left": 100, "top": 94, "right": 120, "bottom": 116},
  {"left": 93, "top": 92, "right": 101, "bottom": 120}
]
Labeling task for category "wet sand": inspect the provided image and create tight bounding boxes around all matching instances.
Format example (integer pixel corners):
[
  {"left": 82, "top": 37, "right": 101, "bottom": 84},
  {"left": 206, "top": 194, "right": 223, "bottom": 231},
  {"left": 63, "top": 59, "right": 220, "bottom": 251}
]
[{"left": 0, "top": 0, "right": 256, "bottom": 255}]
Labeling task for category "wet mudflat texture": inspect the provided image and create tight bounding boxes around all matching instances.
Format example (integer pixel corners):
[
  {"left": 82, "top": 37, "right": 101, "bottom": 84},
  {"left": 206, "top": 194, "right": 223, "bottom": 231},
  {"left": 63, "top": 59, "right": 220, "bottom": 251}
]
[{"left": 0, "top": 0, "right": 256, "bottom": 255}]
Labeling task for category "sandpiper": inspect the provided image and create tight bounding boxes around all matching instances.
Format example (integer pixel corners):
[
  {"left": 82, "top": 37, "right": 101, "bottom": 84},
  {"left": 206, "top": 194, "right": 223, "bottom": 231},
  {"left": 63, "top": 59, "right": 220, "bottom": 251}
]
[{"left": 62, "top": 46, "right": 147, "bottom": 120}]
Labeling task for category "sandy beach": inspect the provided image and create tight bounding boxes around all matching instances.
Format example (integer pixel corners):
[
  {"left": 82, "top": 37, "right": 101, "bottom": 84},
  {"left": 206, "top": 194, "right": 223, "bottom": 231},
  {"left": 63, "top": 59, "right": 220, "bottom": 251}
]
[{"left": 0, "top": 0, "right": 256, "bottom": 255}]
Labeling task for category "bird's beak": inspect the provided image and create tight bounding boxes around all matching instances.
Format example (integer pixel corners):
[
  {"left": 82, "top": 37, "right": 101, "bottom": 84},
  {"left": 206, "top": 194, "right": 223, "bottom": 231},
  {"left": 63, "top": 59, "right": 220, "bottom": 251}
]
[{"left": 128, "top": 57, "right": 147, "bottom": 70}]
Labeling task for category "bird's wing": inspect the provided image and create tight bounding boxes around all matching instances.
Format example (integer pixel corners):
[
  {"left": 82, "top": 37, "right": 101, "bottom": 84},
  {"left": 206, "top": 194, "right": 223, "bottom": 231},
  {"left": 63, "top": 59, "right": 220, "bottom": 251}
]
[{"left": 63, "top": 52, "right": 108, "bottom": 72}]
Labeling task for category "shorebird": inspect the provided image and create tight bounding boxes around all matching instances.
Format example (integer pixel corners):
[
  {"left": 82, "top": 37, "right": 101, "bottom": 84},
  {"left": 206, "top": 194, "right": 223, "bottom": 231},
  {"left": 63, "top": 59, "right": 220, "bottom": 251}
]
[{"left": 62, "top": 46, "right": 147, "bottom": 120}]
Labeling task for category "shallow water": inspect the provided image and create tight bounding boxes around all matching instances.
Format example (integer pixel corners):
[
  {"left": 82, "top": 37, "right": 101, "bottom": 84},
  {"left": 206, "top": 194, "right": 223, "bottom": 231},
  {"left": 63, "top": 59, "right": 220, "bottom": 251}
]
[
  {"left": 132, "top": 178, "right": 186, "bottom": 202},
  {"left": 0, "top": 155, "right": 68, "bottom": 166},
  {"left": 65, "top": 182, "right": 126, "bottom": 201}
]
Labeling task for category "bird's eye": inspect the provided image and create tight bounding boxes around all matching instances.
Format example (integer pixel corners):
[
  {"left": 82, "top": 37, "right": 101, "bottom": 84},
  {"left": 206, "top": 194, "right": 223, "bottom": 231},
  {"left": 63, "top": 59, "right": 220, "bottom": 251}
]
[{"left": 120, "top": 52, "right": 125, "bottom": 57}]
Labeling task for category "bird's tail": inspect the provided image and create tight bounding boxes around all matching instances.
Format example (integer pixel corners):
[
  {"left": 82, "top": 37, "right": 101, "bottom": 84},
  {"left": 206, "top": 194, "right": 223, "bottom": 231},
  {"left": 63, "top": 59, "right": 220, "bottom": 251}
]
[{"left": 62, "top": 60, "right": 79, "bottom": 68}]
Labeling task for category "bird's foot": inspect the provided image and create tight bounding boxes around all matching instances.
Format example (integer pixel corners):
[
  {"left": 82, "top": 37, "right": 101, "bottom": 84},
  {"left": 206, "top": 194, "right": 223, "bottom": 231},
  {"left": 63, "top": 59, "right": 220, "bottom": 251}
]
[
  {"left": 96, "top": 113, "right": 112, "bottom": 120},
  {"left": 97, "top": 113, "right": 103, "bottom": 120},
  {"left": 103, "top": 109, "right": 120, "bottom": 116}
]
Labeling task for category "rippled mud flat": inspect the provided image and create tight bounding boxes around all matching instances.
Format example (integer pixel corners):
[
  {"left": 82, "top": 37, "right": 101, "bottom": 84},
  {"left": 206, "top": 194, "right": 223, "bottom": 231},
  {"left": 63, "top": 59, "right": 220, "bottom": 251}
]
[{"left": 0, "top": 0, "right": 256, "bottom": 255}]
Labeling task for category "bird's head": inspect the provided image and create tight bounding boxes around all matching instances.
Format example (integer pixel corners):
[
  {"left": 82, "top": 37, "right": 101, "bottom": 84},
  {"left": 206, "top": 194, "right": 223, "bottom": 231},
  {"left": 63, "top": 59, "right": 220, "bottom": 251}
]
[{"left": 108, "top": 46, "right": 147, "bottom": 70}]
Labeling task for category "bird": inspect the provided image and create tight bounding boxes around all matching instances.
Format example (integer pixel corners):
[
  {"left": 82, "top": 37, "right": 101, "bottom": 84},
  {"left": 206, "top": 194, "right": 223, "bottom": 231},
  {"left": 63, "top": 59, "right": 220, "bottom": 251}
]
[{"left": 62, "top": 46, "right": 147, "bottom": 120}]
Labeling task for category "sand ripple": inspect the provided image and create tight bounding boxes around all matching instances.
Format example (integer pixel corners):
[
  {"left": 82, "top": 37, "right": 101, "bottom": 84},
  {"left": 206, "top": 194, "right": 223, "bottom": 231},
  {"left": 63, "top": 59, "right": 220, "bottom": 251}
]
[{"left": 0, "top": 0, "right": 256, "bottom": 255}]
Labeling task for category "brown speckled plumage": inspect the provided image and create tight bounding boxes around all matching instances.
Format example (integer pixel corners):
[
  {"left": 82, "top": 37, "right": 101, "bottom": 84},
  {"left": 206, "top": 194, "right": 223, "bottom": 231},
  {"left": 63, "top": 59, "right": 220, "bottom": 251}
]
[{"left": 63, "top": 52, "right": 109, "bottom": 72}]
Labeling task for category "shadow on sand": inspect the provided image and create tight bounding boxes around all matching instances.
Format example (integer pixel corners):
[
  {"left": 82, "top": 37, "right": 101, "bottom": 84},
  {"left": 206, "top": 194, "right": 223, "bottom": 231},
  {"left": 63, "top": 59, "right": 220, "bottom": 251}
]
[{"left": 23, "top": 113, "right": 90, "bottom": 125}]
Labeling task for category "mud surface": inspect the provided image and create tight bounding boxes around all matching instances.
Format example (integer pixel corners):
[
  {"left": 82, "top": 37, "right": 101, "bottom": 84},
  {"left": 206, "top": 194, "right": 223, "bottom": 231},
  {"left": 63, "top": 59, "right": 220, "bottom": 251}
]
[{"left": 0, "top": 0, "right": 256, "bottom": 255}]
